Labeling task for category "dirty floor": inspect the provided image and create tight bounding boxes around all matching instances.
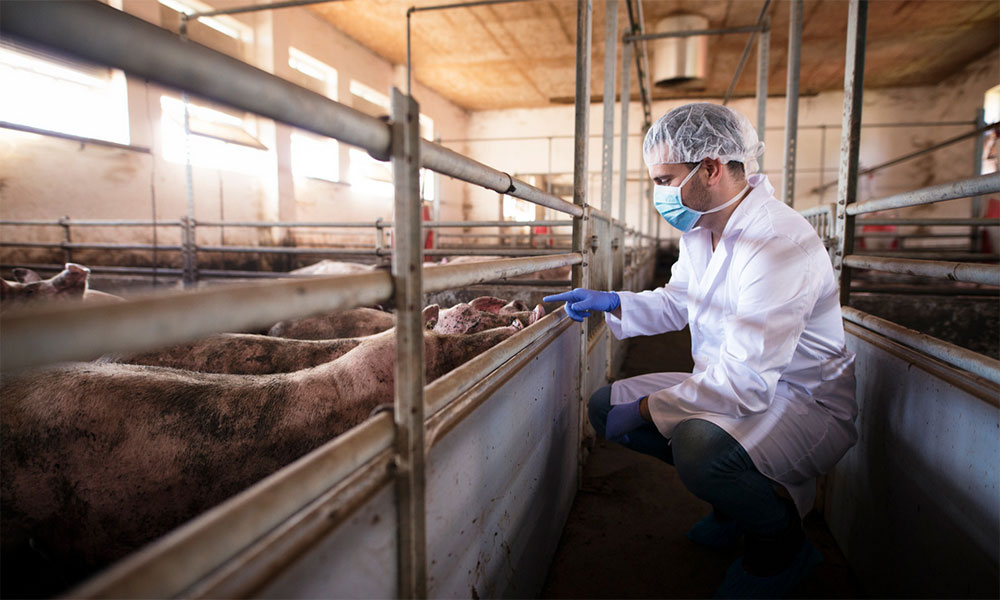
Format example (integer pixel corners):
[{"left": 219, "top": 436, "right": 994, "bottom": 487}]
[{"left": 540, "top": 297, "right": 862, "bottom": 599}]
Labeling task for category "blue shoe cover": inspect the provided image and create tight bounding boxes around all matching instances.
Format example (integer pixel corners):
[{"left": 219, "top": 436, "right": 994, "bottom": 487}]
[
  {"left": 686, "top": 512, "right": 745, "bottom": 549},
  {"left": 713, "top": 538, "right": 823, "bottom": 599}
]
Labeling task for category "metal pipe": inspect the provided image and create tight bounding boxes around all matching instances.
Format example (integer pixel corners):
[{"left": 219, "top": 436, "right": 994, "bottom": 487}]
[
  {"left": 781, "top": 0, "right": 802, "bottom": 206},
  {"left": 755, "top": 17, "right": 770, "bottom": 168},
  {"left": 197, "top": 245, "right": 382, "bottom": 255},
  {"left": 623, "top": 0, "right": 651, "bottom": 127},
  {"left": 70, "top": 412, "right": 395, "bottom": 599},
  {"left": 0, "top": 270, "right": 395, "bottom": 373},
  {"left": 0, "top": 264, "right": 185, "bottom": 277},
  {"left": 184, "top": 0, "right": 344, "bottom": 19},
  {"left": 428, "top": 220, "right": 572, "bottom": 227},
  {"left": 843, "top": 255, "right": 999, "bottom": 286},
  {"left": 846, "top": 173, "right": 1000, "bottom": 216},
  {"left": 425, "top": 248, "right": 566, "bottom": 256},
  {"left": 423, "top": 254, "right": 582, "bottom": 291},
  {"left": 195, "top": 220, "right": 388, "bottom": 228},
  {"left": 852, "top": 251, "right": 996, "bottom": 262},
  {"left": 0, "top": 1, "right": 392, "bottom": 158},
  {"left": 421, "top": 140, "right": 583, "bottom": 217},
  {"left": 850, "top": 285, "right": 999, "bottom": 296},
  {"left": 634, "top": 0, "right": 652, "bottom": 127},
  {"left": 810, "top": 121, "right": 1000, "bottom": 195},
  {"left": 0, "top": 219, "right": 182, "bottom": 226},
  {"left": 834, "top": 0, "right": 867, "bottom": 305},
  {"left": 618, "top": 36, "right": 632, "bottom": 226},
  {"left": 600, "top": 0, "right": 618, "bottom": 218},
  {"left": 853, "top": 217, "right": 998, "bottom": 227},
  {"left": 625, "top": 24, "right": 761, "bottom": 42},
  {"left": 842, "top": 307, "right": 1000, "bottom": 386},
  {"left": 390, "top": 89, "right": 426, "bottom": 599},
  {"left": 0, "top": 242, "right": 183, "bottom": 251},
  {"left": 723, "top": 0, "right": 772, "bottom": 106}
]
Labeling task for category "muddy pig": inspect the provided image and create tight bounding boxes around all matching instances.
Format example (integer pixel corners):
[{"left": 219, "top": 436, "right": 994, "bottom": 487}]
[
  {"left": 432, "top": 296, "right": 545, "bottom": 334},
  {"left": 110, "top": 308, "right": 441, "bottom": 374},
  {"left": 0, "top": 264, "right": 122, "bottom": 312},
  {"left": 267, "top": 307, "right": 398, "bottom": 339},
  {"left": 1, "top": 322, "right": 519, "bottom": 596}
]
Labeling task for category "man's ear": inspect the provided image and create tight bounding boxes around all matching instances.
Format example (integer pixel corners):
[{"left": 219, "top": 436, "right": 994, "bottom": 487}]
[{"left": 702, "top": 158, "right": 725, "bottom": 186}]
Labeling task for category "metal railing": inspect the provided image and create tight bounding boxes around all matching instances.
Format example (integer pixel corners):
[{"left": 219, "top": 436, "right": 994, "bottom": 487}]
[{"left": 0, "top": 1, "right": 658, "bottom": 598}]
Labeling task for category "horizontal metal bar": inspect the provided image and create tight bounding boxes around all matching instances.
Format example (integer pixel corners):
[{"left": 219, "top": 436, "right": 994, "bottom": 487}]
[
  {"left": 0, "top": 120, "right": 153, "bottom": 154},
  {"left": 436, "top": 233, "right": 573, "bottom": 239},
  {"left": 856, "top": 233, "right": 972, "bottom": 239},
  {"left": 197, "top": 245, "right": 382, "bottom": 256},
  {"left": 426, "top": 220, "right": 573, "bottom": 228},
  {"left": 409, "top": 0, "right": 525, "bottom": 13},
  {"left": 425, "top": 310, "right": 571, "bottom": 416},
  {"left": 811, "top": 121, "right": 999, "bottom": 194},
  {"left": 195, "top": 220, "right": 385, "bottom": 228},
  {"left": 185, "top": 0, "right": 343, "bottom": 19},
  {"left": 424, "top": 248, "right": 566, "bottom": 257},
  {"left": 852, "top": 251, "right": 996, "bottom": 262},
  {"left": 0, "top": 241, "right": 183, "bottom": 251},
  {"left": 842, "top": 307, "right": 1000, "bottom": 386},
  {"left": 854, "top": 218, "right": 998, "bottom": 227},
  {"left": 0, "top": 270, "right": 394, "bottom": 372},
  {"left": 626, "top": 24, "right": 761, "bottom": 42},
  {"left": 0, "top": 219, "right": 183, "bottom": 227},
  {"left": 0, "top": 1, "right": 392, "bottom": 158},
  {"left": 851, "top": 285, "right": 998, "bottom": 296},
  {"left": 477, "top": 279, "right": 571, "bottom": 287},
  {"left": 843, "top": 255, "right": 1000, "bottom": 286},
  {"left": 423, "top": 253, "right": 582, "bottom": 292},
  {"left": 71, "top": 411, "right": 395, "bottom": 599},
  {"left": 846, "top": 173, "right": 1000, "bottom": 215},
  {"left": 421, "top": 141, "right": 583, "bottom": 217},
  {"left": 0, "top": 263, "right": 185, "bottom": 277}
]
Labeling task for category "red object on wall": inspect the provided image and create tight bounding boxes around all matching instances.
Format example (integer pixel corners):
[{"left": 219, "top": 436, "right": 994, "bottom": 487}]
[
  {"left": 981, "top": 197, "right": 1000, "bottom": 255},
  {"left": 422, "top": 203, "right": 434, "bottom": 250},
  {"left": 858, "top": 224, "right": 899, "bottom": 250}
]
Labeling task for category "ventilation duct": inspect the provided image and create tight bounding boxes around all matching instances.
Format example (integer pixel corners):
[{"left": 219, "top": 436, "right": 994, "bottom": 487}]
[{"left": 652, "top": 14, "right": 709, "bottom": 87}]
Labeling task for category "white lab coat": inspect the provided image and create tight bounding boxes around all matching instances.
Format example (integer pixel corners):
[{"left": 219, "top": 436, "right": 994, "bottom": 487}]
[{"left": 606, "top": 174, "right": 858, "bottom": 517}]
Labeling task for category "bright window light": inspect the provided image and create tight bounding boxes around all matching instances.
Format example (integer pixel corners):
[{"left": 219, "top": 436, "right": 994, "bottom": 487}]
[
  {"left": 158, "top": 0, "right": 253, "bottom": 42},
  {"left": 292, "top": 131, "right": 339, "bottom": 182},
  {"left": 0, "top": 42, "right": 129, "bottom": 145},
  {"left": 288, "top": 48, "right": 338, "bottom": 99},
  {"left": 503, "top": 196, "right": 536, "bottom": 222},
  {"left": 350, "top": 80, "right": 390, "bottom": 111},
  {"left": 349, "top": 147, "right": 393, "bottom": 197},
  {"left": 160, "top": 95, "right": 267, "bottom": 175}
]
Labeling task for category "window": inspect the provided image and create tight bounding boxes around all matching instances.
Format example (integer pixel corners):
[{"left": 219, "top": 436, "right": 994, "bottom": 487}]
[
  {"left": 982, "top": 85, "right": 999, "bottom": 175},
  {"left": 158, "top": 0, "right": 252, "bottom": 42},
  {"left": 0, "top": 41, "right": 130, "bottom": 145},
  {"left": 286, "top": 49, "right": 339, "bottom": 181},
  {"left": 349, "top": 147, "right": 393, "bottom": 197},
  {"left": 503, "top": 197, "right": 536, "bottom": 222},
  {"left": 160, "top": 95, "right": 268, "bottom": 175},
  {"left": 288, "top": 47, "right": 338, "bottom": 98}
]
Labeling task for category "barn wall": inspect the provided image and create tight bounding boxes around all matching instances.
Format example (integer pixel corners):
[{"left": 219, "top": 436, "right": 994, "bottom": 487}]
[
  {"left": 0, "top": 0, "right": 470, "bottom": 268},
  {"left": 465, "top": 48, "right": 999, "bottom": 241}
]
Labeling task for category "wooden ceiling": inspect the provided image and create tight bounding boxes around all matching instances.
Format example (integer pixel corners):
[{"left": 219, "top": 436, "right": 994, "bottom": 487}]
[{"left": 311, "top": 0, "right": 1000, "bottom": 111}]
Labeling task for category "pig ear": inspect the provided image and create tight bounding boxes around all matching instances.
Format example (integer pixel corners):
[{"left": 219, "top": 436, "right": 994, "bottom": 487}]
[
  {"left": 469, "top": 296, "right": 507, "bottom": 314},
  {"left": 422, "top": 304, "right": 440, "bottom": 328},
  {"left": 530, "top": 304, "right": 546, "bottom": 324},
  {"left": 51, "top": 265, "right": 89, "bottom": 296},
  {"left": 66, "top": 263, "right": 92, "bottom": 277},
  {"left": 13, "top": 268, "right": 41, "bottom": 283}
]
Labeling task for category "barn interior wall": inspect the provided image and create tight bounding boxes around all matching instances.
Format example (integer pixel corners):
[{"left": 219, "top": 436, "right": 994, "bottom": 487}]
[
  {"left": 0, "top": 0, "right": 470, "bottom": 270},
  {"left": 465, "top": 47, "right": 999, "bottom": 242}
]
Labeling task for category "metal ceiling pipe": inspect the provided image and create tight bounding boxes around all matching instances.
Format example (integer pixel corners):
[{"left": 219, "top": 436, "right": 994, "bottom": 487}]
[
  {"left": 782, "top": 0, "right": 803, "bottom": 206},
  {"left": 0, "top": 0, "right": 392, "bottom": 158},
  {"left": 650, "top": 14, "right": 709, "bottom": 87}
]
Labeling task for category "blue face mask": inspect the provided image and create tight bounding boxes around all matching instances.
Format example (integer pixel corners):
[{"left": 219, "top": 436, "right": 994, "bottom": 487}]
[{"left": 652, "top": 163, "right": 749, "bottom": 233}]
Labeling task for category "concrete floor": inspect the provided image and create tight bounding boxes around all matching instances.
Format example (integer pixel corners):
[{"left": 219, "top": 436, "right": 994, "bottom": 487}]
[{"left": 540, "top": 312, "right": 862, "bottom": 598}]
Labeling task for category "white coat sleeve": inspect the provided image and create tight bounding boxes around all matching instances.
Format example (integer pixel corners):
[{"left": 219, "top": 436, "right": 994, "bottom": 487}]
[
  {"left": 606, "top": 250, "right": 690, "bottom": 339},
  {"left": 646, "top": 236, "right": 819, "bottom": 438}
]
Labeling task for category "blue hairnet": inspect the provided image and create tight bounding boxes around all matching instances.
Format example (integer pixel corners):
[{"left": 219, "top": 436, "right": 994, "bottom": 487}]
[{"left": 643, "top": 103, "right": 765, "bottom": 174}]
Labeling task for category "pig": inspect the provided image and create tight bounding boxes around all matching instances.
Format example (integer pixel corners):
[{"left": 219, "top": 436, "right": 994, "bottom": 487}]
[
  {"left": 111, "top": 308, "right": 441, "bottom": 374},
  {"left": 289, "top": 260, "right": 375, "bottom": 276},
  {"left": 1, "top": 322, "right": 520, "bottom": 596},
  {"left": 432, "top": 296, "right": 545, "bottom": 335},
  {"left": 0, "top": 264, "right": 122, "bottom": 312},
  {"left": 267, "top": 307, "right": 398, "bottom": 339}
]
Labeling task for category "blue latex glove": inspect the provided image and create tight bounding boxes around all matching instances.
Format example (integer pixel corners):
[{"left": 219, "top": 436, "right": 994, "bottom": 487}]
[
  {"left": 543, "top": 288, "right": 620, "bottom": 322},
  {"left": 605, "top": 397, "right": 647, "bottom": 442}
]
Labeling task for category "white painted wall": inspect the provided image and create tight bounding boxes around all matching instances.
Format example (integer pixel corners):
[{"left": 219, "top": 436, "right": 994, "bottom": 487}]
[
  {"left": 464, "top": 48, "right": 1000, "bottom": 243},
  {"left": 0, "top": 0, "right": 470, "bottom": 268}
]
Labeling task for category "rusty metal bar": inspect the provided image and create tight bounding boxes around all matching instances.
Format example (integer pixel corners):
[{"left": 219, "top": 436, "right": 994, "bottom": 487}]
[
  {"left": 834, "top": 0, "right": 867, "bottom": 305},
  {"left": 846, "top": 173, "right": 1000, "bottom": 216},
  {"left": 390, "top": 89, "right": 427, "bottom": 600},
  {"left": 842, "top": 307, "right": 1000, "bottom": 386},
  {"left": 843, "top": 255, "right": 999, "bottom": 286},
  {"left": 69, "top": 412, "right": 395, "bottom": 599}
]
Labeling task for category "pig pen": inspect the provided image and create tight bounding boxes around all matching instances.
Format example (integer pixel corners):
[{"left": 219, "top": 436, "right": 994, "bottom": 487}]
[{"left": 0, "top": 2, "right": 664, "bottom": 597}]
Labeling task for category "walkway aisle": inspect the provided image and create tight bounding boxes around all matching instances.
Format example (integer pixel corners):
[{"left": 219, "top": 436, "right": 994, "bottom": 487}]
[{"left": 541, "top": 274, "right": 861, "bottom": 599}]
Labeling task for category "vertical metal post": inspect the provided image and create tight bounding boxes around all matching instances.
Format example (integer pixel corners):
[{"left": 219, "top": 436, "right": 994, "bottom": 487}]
[
  {"left": 756, "top": 17, "right": 770, "bottom": 170},
  {"left": 600, "top": 0, "right": 618, "bottom": 218},
  {"left": 782, "top": 0, "right": 802, "bottom": 206},
  {"left": 572, "top": 0, "right": 592, "bottom": 487},
  {"left": 971, "top": 108, "right": 986, "bottom": 252},
  {"left": 375, "top": 217, "right": 388, "bottom": 267},
  {"left": 181, "top": 216, "right": 197, "bottom": 286},
  {"left": 618, "top": 37, "right": 631, "bottom": 227},
  {"left": 59, "top": 216, "right": 72, "bottom": 266},
  {"left": 834, "top": 0, "right": 867, "bottom": 306},
  {"left": 390, "top": 87, "right": 426, "bottom": 600},
  {"left": 818, "top": 124, "right": 827, "bottom": 202}
]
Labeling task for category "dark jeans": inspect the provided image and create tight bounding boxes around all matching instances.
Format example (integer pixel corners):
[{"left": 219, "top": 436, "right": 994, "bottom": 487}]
[{"left": 588, "top": 384, "right": 796, "bottom": 539}]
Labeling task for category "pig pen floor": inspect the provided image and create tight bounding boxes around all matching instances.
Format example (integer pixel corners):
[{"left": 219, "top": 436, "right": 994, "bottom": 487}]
[{"left": 540, "top": 324, "right": 861, "bottom": 599}]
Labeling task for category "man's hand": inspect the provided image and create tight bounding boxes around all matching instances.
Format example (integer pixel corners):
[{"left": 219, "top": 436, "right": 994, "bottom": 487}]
[{"left": 543, "top": 288, "right": 621, "bottom": 322}]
